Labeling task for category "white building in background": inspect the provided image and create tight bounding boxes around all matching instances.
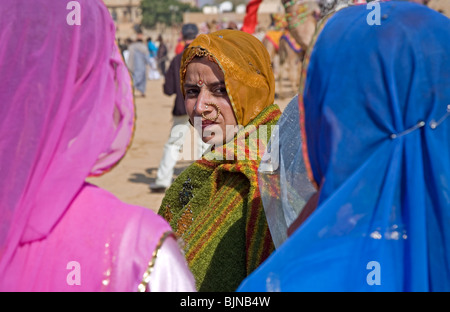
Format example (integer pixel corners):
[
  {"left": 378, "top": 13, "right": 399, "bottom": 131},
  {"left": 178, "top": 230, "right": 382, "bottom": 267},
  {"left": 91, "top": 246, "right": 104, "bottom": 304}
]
[
  {"left": 102, "top": 0, "right": 285, "bottom": 37},
  {"left": 201, "top": 0, "right": 283, "bottom": 14},
  {"left": 102, "top": 0, "right": 142, "bottom": 23},
  {"left": 102, "top": 0, "right": 284, "bottom": 19},
  {"left": 258, "top": 0, "right": 284, "bottom": 14},
  {"left": 186, "top": 0, "right": 284, "bottom": 30}
]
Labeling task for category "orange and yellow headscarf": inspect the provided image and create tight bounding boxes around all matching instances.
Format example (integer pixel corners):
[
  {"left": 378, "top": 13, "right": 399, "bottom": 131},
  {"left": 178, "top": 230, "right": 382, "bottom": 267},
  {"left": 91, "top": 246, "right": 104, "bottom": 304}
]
[{"left": 180, "top": 29, "right": 275, "bottom": 127}]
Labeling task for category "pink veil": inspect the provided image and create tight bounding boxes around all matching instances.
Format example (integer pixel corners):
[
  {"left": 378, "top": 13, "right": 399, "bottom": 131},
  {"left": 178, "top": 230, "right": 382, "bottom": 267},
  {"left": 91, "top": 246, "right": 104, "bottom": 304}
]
[{"left": 0, "top": 0, "right": 134, "bottom": 277}]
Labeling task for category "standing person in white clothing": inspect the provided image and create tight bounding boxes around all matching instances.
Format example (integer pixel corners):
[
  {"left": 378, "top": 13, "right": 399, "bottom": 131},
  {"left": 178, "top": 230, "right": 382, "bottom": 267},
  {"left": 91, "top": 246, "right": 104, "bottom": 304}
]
[{"left": 151, "top": 24, "right": 208, "bottom": 192}]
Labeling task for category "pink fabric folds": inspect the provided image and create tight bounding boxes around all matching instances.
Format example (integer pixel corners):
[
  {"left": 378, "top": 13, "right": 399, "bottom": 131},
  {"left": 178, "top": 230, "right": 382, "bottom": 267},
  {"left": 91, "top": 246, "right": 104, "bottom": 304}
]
[
  {"left": 0, "top": 0, "right": 180, "bottom": 291},
  {"left": 2, "top": 183, "right": 175, "bottom": 292}
]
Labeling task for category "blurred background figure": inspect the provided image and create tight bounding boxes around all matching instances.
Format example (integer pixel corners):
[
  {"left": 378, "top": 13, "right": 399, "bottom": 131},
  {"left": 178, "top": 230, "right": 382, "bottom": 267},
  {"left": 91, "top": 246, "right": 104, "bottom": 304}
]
[
  {"left": 128, "top": 33, "right": 150, "bottom": 96},
  {"left": 147, "top": 36, "right": 160, "bottom": 80},
  {"left": 156, "top": 34, "right": 168, "bottom": 76},
  {"left": 174, "top": 36, "right": 185, "bottom": 55},
  {"left": 226, "top": 21, "right": 239, "bottom": 30},
  {"left": 122, "top": 37, "right": 133, "bottom": 66}
]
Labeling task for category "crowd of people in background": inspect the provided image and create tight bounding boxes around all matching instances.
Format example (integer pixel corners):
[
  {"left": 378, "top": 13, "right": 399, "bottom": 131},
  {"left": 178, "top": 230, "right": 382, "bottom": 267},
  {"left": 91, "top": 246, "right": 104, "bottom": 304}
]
[{"left": 116, "top": 19, "right": 244, "bottom": 87}]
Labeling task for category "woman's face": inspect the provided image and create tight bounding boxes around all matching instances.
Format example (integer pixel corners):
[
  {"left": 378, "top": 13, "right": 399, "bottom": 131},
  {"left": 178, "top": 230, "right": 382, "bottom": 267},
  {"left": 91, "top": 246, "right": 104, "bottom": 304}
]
[{"left": 184, "top": 57, "right": 238, "bottom": 146}]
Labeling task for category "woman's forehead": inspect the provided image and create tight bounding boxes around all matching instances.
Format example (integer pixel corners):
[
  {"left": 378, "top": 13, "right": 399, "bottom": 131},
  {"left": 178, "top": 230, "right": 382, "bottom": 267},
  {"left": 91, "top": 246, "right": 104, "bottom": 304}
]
[{"left": 185, "top": 57, "right": 224, "bottom": 81}]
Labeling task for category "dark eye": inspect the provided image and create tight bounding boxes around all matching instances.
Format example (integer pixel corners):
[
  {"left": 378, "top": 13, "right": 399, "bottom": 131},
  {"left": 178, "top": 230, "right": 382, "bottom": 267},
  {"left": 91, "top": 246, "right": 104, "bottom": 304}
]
[
  {"left": 213, "top": 86, "right": 227, "bottom": 96},
  {"left": 185, "top": 88, "right": 199, "bottom": 98}
]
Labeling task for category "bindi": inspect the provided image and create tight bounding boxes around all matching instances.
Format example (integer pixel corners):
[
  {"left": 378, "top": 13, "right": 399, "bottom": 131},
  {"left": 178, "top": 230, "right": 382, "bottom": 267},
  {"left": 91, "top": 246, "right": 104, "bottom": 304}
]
[{"left": 196, "top": 79, "right": 205, "bottom": 88}]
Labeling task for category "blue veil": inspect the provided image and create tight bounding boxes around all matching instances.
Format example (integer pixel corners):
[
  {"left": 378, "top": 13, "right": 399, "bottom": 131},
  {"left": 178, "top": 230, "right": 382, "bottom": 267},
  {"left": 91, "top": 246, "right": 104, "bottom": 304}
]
[{"left": 239, "top": 2, "right": 450, "bottom": 291}]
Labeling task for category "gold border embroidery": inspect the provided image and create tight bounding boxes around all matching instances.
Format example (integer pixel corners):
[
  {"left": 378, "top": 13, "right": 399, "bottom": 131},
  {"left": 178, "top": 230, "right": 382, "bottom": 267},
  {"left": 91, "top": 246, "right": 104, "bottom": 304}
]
[{"left": 137, "top": 231, "right": 176, "bottom": 292}]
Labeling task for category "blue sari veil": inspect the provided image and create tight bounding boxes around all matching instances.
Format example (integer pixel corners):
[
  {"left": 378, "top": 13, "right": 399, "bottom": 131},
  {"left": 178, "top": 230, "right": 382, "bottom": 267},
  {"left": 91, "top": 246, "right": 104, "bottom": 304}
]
[{"left": 239, "top": 1, "right": 450, "bottom": 291}]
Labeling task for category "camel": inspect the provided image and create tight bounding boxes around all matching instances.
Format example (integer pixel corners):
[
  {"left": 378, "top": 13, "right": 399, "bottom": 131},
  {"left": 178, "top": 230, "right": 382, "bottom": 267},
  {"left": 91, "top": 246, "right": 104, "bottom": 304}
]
[
  {"left": 260, "top": 2, "right": 323, "bottom": 99},
  {"left": 262, "top": 26, "right": 304, "bottom": 99},
  {"left": 280, "top": 0, "right": 370, "bottom": 94},
  {"left": 281, "top": 0, "right": 321, "bottom": 52},
  {"left": 278, "top": 33, "right": 304, "bottom": 98},
  {"left": 266, "top": 1, "right": 393, "bottom": 98},
  {"left": 282, "top": 0, "right": 433, "bottom": 52}
]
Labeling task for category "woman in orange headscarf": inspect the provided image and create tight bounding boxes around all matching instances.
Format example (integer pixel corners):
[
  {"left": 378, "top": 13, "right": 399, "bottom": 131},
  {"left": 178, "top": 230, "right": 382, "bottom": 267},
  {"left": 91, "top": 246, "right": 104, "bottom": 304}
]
[{"left": 158, "top": 29, "right": 281, "bottom": 291}]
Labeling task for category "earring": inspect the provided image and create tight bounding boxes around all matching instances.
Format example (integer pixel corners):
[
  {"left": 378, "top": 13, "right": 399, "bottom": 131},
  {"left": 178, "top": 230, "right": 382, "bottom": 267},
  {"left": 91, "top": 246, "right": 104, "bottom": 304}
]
[{"left": 202, "top": 103, "right": 221, "bottom": 122}]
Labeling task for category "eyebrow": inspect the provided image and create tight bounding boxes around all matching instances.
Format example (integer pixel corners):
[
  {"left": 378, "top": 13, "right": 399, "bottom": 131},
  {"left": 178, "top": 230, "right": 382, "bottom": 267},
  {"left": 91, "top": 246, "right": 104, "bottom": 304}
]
[{"left": 184, "top": 81, "right": 225, "bottom": 88}]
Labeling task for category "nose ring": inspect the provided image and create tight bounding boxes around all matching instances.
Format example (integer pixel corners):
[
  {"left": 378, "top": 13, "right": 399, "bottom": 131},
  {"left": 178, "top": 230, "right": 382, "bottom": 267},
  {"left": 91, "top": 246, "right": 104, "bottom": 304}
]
[{"left": 202, "top": 103, "right": 220, "bottom": 122}]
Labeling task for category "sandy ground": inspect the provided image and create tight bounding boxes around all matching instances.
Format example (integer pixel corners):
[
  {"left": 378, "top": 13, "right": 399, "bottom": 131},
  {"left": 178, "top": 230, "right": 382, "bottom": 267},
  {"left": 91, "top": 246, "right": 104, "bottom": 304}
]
[
  {"left": 87, "top": 77, "right": 292, "bottom": 213},
  {"left": 428, "top": 0, "right": 450, "bottom": 17}
]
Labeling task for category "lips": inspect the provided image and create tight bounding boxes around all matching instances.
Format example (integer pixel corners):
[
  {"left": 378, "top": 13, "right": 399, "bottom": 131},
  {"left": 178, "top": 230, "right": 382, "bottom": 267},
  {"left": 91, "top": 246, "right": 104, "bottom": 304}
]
[{"left": 201, "top": 119, "right": 216, "bottom": 129}]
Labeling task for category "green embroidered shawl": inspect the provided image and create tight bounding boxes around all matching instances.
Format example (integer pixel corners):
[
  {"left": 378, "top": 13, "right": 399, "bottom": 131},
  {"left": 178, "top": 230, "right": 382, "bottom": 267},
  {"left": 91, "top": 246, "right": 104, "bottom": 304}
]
[{"left": 158, "top": 104, "right": 281, "bottom": 291}]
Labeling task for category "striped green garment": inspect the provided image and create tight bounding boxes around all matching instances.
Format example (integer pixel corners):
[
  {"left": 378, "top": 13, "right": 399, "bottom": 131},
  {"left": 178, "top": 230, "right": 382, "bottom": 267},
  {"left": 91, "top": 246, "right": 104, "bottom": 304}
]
[{"left": 158, "top": 104, "right": 281, "bottom": 292}]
